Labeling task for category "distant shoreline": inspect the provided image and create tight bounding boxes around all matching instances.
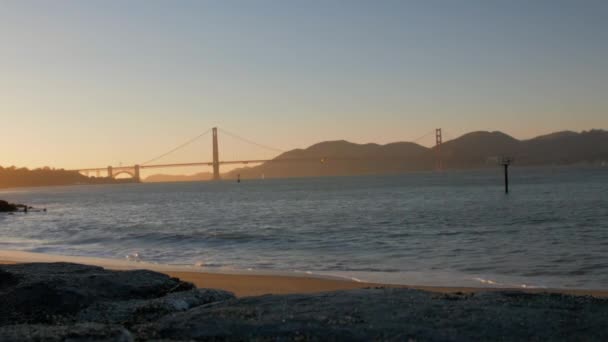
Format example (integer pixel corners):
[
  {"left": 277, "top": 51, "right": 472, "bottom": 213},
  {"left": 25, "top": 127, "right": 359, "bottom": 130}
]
[
  {"left": 147, "top": 163, "right": 607, "bottom": 183},
  {"left": 1, "top": 250, "right": 606, "bottom": 298},
  {"left": 0, "top": 179, "right": 140, "bottom": 191},
  {"left": 120, "top": 163, "right": 608, "bottom": 184},
  {"left": 2, "top": 163, "right": 604, "bottom": 190}
]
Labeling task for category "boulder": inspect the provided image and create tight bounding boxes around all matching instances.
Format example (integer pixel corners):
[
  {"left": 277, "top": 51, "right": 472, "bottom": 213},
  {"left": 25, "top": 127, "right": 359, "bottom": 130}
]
[
  {"left": 0, "top": 263, "right": 196, "bottom": 324},
  {"left": 77, "top": 288, "right": 235, "bottom": 326}
]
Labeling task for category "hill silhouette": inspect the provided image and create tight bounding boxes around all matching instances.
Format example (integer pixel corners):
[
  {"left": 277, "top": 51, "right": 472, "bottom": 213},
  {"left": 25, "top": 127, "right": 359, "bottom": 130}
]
[
  {"left": 436, "top": 131, "right": 521, "bottom": 168},
  {"left": 225, "top": 129, "right": 608, "bottom": 179},
  {"left": 3, "top": 129, "right": 607, "bottom": 186},
  {"left": 0, "top": 166, "right": 132, "bottom": 189},
  {"left": 223, "top": 140, "right": 432, "bottom": 179}
]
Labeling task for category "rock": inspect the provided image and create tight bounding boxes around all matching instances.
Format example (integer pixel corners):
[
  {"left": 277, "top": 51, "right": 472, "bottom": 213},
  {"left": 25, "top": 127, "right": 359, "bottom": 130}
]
[
  {"left": 2, "top": 263, "right": 607, "bottom": 341},
  {"left": 77, "top": 288, "right": 235, "bottom": 326},
  {"left": 0, "top": 200, "right": 18, "bottom": 212},
  {"left": 0, "top": 263, "right": 195, "bottom": 325},
  {"left": 0, "top": 323, "right": 133, "bottom": 342},
  {"left": 140, "top": 288, "right": 608, "bottom": 341}
]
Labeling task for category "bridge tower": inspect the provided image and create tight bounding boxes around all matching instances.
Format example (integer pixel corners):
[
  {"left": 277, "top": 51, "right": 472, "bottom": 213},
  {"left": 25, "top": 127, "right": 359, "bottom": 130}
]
[
  {"left": 212, "top": 127, "right": 220, "bottom": 180},
  {"left": 107, "top": 166, "right": 113, "bottom": 179},
  {"left": 435, "top": 128, "right": 442, "bottom": 171},
  {"left": 134, "top": 164, "right": 141, "bottom": 183}
]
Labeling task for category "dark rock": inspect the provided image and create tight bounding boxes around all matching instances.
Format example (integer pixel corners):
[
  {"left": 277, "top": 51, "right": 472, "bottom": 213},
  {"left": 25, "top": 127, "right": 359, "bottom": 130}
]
[
  {"left": 0, "top": 269, "right": 19, "bottom": 290},
  {"left": 77, "top": 288, "right": 235, "bottom": 326},
  {"left": 140, "top": 288, "right": 608, "bottom": 341},
  {"left": 2, "top": 263, "right": 607, "bottom": 341},
  {"left": 0, "top": 323, "right": 133, "bottom": 342},
  {"left": 0, "top": 262, "right": 195, "bottom": 324},
  {"left": 0, "top": 200, "right": 18, "bottom": 212}
]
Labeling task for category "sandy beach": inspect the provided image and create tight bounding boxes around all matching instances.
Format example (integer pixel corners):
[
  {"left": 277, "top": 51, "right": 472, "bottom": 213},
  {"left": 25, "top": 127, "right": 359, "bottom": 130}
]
[{"left": 1, "top": 250, "right": 606, "bottom": 298}]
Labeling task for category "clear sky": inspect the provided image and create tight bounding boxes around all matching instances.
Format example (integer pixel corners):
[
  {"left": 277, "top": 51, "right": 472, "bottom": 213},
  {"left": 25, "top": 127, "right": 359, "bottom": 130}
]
[{"left": 1, "top": 0, "right": 607, "bottom": 171}]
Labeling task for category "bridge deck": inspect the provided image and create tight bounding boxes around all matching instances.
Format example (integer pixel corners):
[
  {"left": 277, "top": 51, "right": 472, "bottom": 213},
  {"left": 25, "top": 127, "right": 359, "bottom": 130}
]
[
  {"left": 73, "top": 156, "right": 419, "bottom": 173},
  {"left": 73, "top": 158, "right": 322, "bottom": 172}
]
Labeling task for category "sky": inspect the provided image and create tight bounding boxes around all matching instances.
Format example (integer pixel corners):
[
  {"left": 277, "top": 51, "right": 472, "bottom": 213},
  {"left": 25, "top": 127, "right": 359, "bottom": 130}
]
[{"left": 1, "top": 0, "right": 607, "bottom": 172}]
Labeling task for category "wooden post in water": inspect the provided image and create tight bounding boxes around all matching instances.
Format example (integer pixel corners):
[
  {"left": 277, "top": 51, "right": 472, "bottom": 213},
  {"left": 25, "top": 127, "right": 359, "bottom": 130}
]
[
  {"left": 504, "top": 163, "right": 509, "bottom": 193},
  {"left": 500, "top": 157, "right": 512, "bottom": 194}
]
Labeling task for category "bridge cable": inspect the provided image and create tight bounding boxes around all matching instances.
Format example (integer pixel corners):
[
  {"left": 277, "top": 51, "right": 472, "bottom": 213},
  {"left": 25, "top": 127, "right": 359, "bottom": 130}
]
[
  {"left": 218, "top": 128, "right": 285, "bottom": 153},
  {"left": 410, "top": 130, "right": 436, "bottom": 144},
  {"left": 141, "top": 128, "right": 212, "bottom": 166}
]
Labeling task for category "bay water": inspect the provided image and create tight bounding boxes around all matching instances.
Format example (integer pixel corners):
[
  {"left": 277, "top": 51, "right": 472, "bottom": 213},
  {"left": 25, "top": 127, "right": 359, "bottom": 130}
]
[{"left": 1, "top": 166, "right": 607, "bottom": 289}]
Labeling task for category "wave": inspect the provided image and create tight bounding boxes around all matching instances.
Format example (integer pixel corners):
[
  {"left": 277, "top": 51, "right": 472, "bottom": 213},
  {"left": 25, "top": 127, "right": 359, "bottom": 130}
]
[{"left": 472, "top": 277, "right": 545, "bottom": 289}]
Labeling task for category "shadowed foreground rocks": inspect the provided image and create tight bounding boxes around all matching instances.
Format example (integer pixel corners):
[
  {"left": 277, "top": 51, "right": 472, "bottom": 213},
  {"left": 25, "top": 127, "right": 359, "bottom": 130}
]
[
  {"left": 0, "top": 324, "right": 133, "bottom": 342},
  {"left": 1, "top": 263, "right": 607, "bottom": 341},
  {"left": 0, "top": 263, "right": 199, "bottom": 325}
]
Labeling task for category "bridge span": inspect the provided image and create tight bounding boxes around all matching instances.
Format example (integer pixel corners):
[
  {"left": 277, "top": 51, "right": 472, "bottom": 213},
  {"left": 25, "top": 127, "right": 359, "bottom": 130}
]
[
  {"left": 74, "top": 127, "right": 444, "bottom": 182},
  {"left": 76, "top": 158, "right": 325, "bottom": 182}
]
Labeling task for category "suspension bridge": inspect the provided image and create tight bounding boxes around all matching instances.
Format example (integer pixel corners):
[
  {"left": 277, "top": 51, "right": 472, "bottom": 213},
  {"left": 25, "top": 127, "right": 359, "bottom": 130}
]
[{"left": 74, "top": 127, "right": 446, "bottom": 182}]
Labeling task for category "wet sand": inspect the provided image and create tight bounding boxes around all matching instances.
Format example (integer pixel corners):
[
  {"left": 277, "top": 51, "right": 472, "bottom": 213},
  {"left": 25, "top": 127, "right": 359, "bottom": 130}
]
[
  {"left": 162, "top": 270, "right": 608, "bottom": 298},
  {"left": 1, "top": 250, "right": 607, "bottom": 298}
]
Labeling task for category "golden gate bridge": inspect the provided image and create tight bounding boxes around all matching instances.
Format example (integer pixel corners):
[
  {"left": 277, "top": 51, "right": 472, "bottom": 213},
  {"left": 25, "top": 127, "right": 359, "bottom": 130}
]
[{"left": 73, "top": 127, "right": 446, "bottom": 182}]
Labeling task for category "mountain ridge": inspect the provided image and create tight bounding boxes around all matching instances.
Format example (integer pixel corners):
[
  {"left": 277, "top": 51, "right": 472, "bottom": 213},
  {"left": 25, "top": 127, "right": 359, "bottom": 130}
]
[
  {"left": 139, "top": 129, "right": 608, "bottom": 182},
  {"left": 222, "top": 129, "right": 608, "bottom": 179}
]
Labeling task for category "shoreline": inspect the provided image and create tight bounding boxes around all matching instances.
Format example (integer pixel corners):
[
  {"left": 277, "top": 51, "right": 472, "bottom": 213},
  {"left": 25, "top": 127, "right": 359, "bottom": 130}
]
[
  {"left": 1, "top": 250, "right": 607, "bottom": 298},
  {"left": 1, "top": 164, "right": 605, "bottom": 191}
]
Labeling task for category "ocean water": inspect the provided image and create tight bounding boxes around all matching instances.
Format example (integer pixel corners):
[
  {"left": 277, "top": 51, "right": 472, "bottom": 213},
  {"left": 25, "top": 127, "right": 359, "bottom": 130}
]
[{"left": 1, "top": 166, "right": 607, "bottom": 289}]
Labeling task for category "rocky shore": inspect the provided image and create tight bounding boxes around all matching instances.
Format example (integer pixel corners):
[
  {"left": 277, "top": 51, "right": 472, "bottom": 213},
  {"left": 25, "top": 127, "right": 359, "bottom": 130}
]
[
  {"left": 0, "top": 262, "right": 607, "bottom": 341},
  {"left": 0, "top": 200, "right": 45, "bottom": 213},
  {"left": 0, "top": 200, "right": 20, "bottom": 212}
]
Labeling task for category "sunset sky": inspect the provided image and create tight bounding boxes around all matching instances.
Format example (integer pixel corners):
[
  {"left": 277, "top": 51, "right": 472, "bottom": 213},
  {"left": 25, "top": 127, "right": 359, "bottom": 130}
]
[{"left": 1, "top": 1, "right": 607, "bottom": 171}]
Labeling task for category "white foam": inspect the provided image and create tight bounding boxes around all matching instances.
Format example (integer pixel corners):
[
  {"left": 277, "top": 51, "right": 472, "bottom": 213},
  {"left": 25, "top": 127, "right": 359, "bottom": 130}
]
[{"left": 473, "top": 277, "right": 546, "bottom": 289}]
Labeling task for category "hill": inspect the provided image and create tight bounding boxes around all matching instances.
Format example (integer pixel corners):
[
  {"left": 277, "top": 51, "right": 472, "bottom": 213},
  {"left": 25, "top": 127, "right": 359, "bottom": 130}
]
[
  {"left": 225, "top": 140, "right": 431, "bottom": 179},
  {"left": 0, "top": 166, "right": 129, "bottom": 189},
  {"left": 519, "top": 129, "right": 608, "bottom": 165},
  {"left": 224, "top": 129, "right": 608, "bottom": 179},
  {"left": 436, "top": 131, "right": 521, "bottom": 168}
]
